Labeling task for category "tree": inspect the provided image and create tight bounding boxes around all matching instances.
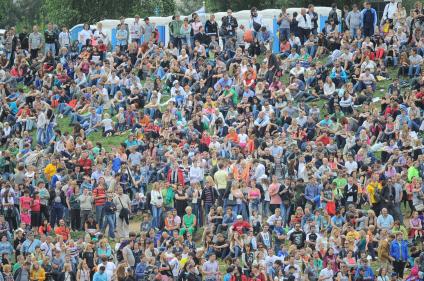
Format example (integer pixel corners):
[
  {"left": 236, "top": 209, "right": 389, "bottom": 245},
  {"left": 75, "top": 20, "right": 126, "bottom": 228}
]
[
  {"left": 40, "top": 0, "right": 175, "bottom": 28},
  {"left": 205, "top": 0, "right": 289, "bottom": 13},
  {"left": 0, "top": 0, "right": 43, "bottom": 28}
]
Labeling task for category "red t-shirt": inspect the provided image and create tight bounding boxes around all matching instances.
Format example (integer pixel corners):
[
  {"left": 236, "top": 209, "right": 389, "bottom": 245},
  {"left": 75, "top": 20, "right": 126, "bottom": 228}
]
[
  {"left": 93, "top": 187, "right": 106, "bottom": 206},
  {"left": 20, "top": 197, "right": 32, "bottom": 211},
  {"left": 21, "top": 213, "right": 30, "bottom": 224},
  {"left": 78, "top": 158, "right": 92, "bottom": 174},
  {"left": 232, "top": 220, "right": 252, "bottom": 234},
  {"left": 31, "top": 198, "right": 41, "bottom": 212}
]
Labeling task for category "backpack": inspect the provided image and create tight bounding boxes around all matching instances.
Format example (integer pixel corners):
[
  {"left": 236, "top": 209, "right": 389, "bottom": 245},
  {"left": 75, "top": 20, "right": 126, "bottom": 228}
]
[
  {"left": 116, "top": 240, "right": 130, "bottom": 262},
  {"left": 374, "top": 186, "right": 382, "bottom": 203}
]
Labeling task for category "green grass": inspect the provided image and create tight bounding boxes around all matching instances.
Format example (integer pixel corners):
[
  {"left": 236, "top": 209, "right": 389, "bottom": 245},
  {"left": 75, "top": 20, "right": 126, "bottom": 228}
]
[{"left": 2, "top": 58, "right": 402, "bottom": 154}]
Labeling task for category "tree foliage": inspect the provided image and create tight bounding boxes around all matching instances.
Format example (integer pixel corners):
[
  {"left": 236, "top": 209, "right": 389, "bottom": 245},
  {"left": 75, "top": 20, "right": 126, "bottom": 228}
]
[
  {"left": 0, "top": 0, "right": 43, "bottom": 28},
  {"left": 40, "top": 0, "right": 176, "bottom": 28}
]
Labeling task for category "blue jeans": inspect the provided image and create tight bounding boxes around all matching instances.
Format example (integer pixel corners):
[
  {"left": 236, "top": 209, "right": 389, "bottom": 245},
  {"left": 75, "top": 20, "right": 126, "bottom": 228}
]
[
  {"left": 36, "top": 128, "right": 46, "bottom": 146},
  {"left": 106, "top": 84, "right": 119, "bottom": 96},
  {"left": 192, "top": 203, "right": 201, "bottom": 226},
  {"left": 151, "top": 206, "right": 162, "bottom": 229},
  {"left": 350, "top": 27, "right": 359, "bottom": 38},
  {"left": 384, "top": 56, "right": 398, "bottom": 67},
  {"left": 144, "top": 108, "right": 156, "bottom": 119},
  {"left": 50, "top": 203, "right": 64, "bottom": 227},
  {"left": 279, "top": 28, "right": 290, "bottom": 41},
  {"left": 353, "top": 81, "right": 375, "bottom": 93},
  {"left": 70, "top": 113, "right": 89, "bottom": 125},
  {"left": 103, "top": 214, "right": 116, "bottom": 238},
  {"left": 45, "top": 43, "right": 56, "bottom": 55},
  {"left": 307, "top": 45, "right": 317, "bottom": 57},
  {"left": 280, "top": 203, "right": 291, "bottom": 226},
  {"left": 409, "top": 65, "right": 421, "bottom": 77},
  {"left": 46, "top": 123, "right": 54, "bottom": 144},
  {"left": 232, "top": 245, "right": 242, "bottom": 258},
  {"left": 96, "top": 205, "right": 104, "bottom": 229},
  {"left": 233, "top": 203, "right": 242, "bottom": 216}
]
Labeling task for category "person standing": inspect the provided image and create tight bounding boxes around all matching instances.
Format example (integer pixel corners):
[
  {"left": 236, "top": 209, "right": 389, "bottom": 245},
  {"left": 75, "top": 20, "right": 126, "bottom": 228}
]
[
  {"left": 205, "top": 14, "right": 218, "bottom": 38},
  {"left": 249, "top": 7, "right": 263, "bottom": 36},
  {"left": 78, "top": 23, "right": 92, "bottom": 47},
  {"left": 78, "top": 188, "right": 93, "bottom": 228},
  {"left": 93, "top": 23, "right": 109, "bottom": 47},
  {"left": 49, "top": 182, "right": 66, "bottom": 227},
  {"left": 389, "top": 232, "right": 409, "bottom": 278},
  {"left": 29, "top": 25, "right": 43, "bottom": 60},
  {"left": 19, "top": 27, "right": 29, "bottom": 51},
  {"left": 328, "top": 3, "right": 339, "bottom": 26},
  {"left": 381, "top": 0, "right": 398, "bottom": 27},
  {"left": 113, "top": 186, "right": 131, "bottom": 239},
  {"left": 220, "top": 9, "right": 238, "bottom": 46},
  {"left": 278, "top": 8, "right": 291, "bottom": 41},
  {"left": 116, "top": 23, "right": 129, "bottom": 51},
  {"left": 143, "top": 17, "right": 155, "bottom": 43},
  {"left": 130, "top": 15, "right": 143, "bottom": 44},
  {"left": 361, "top": 2, "right": 377, "bottom": 37},
  {"left": 308, "top": 5, "right": 319, "bottom": 35},
  {"left": 346, "top": 4, "right": 362, "bottom": 38},
  {"left": 296, "top": 8, "right": 312, "bottom": 44},
  {"left": 93, "top": 183, "right": 107, "bottom": 230},
  {"left": 44, "top": 23, "right": 57, "bottom": 55},
  {"left": 37, "top": 181, "right": 50, "bottom": 223},
  {"left": 58, "top": 26, "right": 71, "bottom": 49},
  {"left": 214, "top": 162, "right": 228, "bottom": 206},
  {"left": 169, "top": 14, "right": 183, "bottom": 49}
]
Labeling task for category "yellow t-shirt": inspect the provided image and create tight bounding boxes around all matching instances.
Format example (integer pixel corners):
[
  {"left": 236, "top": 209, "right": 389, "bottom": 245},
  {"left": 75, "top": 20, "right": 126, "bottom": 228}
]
[{"left": 367, "top": 181, "right": 382, "bottom": 204}]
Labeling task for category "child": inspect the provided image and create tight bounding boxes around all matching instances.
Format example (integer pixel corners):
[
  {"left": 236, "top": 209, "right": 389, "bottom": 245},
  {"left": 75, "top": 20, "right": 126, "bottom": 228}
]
[
  {"left": 20, "top": 210, "right": 31, "bottom": 231},
  {"left": 131, "top": 193, "right": 146, "bottom": 214},
  {"left": 223, "top": 266, "right": 234, "bottom": 281},
  {"left": 382, "top": 19, "right": 391, "bottom": 35},
  {"left": 116, "top": 107, "right": 126, "bottom": 134}
]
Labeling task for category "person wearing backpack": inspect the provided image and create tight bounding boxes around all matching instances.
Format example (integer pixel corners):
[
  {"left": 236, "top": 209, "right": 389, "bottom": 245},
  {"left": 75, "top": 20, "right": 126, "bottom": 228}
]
[
  {"left": 113, "top": 186, "right": 131, "bottom": 239},
  {"left": 249, "top": 7, "right": 263, "bottom": 38}
]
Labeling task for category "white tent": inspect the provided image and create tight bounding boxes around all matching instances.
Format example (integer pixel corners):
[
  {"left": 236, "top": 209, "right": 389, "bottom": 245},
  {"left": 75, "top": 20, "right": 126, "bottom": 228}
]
[{"left": 71, "top": 7, "right": 341, "bottom": 47}]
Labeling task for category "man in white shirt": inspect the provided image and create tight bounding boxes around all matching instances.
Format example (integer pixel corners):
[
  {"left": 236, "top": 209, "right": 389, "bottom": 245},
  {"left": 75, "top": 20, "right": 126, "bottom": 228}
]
[
  {"left": 344, "top": 155, "right": 358, "bottom": 175},
  {"left": 252, "top": 160, "right": 266, "bottom": 183},
  {"left": 58, "top": 27, "right": 70, "bottom": 48},
  {"left": 354, "top": 68, "right": 376, "bottom": 93},
  {"left": 319, "top": 262, "right": 334, "bottom": 281},
  {"left": 189, "top": 161, "right": 204, "bottom": 184},
  {"left": 130, "top": 15, "right": 143, "bottom": 44},
  {"left": 94, "top": 23, "right": 109, "bottom": 46},
  {"left": 296, "top": 8, "right": 312, "bottom": 44},
  {"left": 381, "top": 0, "right": 398, "bottom": 26},
  {"left": 408, "top": 48, "right": 423, "bottom": 78},
  {"left": 208, "top": 136, "right": 221, "bottom": 151},
  {"left": 78, "top": 23, "right": 92, "bottom": 47},
  {"left": 97, "top": 256, "right": 116, "bottom": 281}
]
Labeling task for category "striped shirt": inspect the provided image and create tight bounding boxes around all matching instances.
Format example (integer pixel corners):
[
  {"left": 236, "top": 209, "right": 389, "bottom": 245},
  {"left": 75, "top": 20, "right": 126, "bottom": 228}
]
[{"left": 93, "top": 187, "right": 106, "bottom": 206}]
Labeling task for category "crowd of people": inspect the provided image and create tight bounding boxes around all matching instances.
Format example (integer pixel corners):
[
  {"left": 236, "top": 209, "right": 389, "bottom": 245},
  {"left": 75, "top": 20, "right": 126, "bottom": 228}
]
[{"left": 0, "top": 1, "right": 424, "bottom": 281}]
